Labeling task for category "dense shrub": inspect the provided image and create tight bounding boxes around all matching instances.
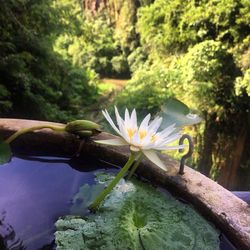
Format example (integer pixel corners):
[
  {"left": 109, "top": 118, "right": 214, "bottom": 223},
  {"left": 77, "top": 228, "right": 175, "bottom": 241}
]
[
  {"left": 137, "top": 0, "right": 250, "bottom": 57},
  {"left": 0, "top": 0, "right": 98, "bottom": 121},
  {"left": 235, "top": 69, "right": 250, "bottom": 96},
  {"left": 169, "top": 40, "right": 237, "bottom": 111},
  {"left": 54, "top": 10, "right": 130, "bottom": 77},
  {"left": 114, "top": 66, "right": 175, "bottom": 114}
]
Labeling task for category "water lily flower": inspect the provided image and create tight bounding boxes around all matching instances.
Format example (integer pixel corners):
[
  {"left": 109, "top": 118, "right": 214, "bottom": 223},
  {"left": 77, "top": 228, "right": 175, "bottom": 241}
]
[{"left": 95, "top": 107, "right": 185, "bottom": 171}]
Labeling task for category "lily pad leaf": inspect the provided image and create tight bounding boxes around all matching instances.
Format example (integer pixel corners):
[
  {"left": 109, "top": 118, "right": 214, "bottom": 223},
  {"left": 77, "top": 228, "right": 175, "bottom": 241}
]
[
  {"left": 161, "top": 98, "right": 202, "bottom": 128},
  {"left": 70, "top": 172, "right": 118, "bottom": 215},
  {"left": 56, "top": 174, "right": 220, "bottom": 250},
  {"left": 0, "top": 139, "right": 12, "bottom": 165},
  {"left": 162, "top": 98, "right": 190, "bottom": 115},
  {"left": 70, "top": 183, "right": 105, "bottom": 215}
]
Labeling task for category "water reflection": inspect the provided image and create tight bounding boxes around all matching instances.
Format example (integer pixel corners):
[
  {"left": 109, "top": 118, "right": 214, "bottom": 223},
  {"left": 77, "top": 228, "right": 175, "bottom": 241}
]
[
  {"left": 0, "top": 156, "right": 109, "bottom": 250},
  {"left": 0, "top": 156, "right": 244, "bottom": 250},
  {"left": 0, "top": 211, "right": 25, "bottom": 249}
]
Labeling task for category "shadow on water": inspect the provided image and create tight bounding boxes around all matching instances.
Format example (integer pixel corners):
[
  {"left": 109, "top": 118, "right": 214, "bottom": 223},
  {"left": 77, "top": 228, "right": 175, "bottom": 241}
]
[{"left": 0, "top": 211, "right": 25, "bottom": 250}]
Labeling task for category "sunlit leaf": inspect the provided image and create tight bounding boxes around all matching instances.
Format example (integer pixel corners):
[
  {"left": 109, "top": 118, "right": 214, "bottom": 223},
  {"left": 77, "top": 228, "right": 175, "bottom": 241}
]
[
  {"left": 160, "top": 98, "right": 202, "bottom": 128},
  {"left": 0, "top": 139, "right": 12, "bottom": 165}
]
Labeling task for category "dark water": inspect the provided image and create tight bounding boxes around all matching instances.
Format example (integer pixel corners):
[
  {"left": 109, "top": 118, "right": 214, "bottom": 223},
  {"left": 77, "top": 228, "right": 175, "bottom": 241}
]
[
  {"left": 0, "top": 156, "right": 115, "bottom": 250},
  {"left": 0, "top": 155, "right": 242, "bottom": 250}
]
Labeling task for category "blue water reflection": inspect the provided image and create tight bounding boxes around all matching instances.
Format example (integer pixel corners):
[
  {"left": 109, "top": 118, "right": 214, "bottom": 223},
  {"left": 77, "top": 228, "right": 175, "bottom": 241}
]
[
  {"left": 0, "top": 156, "right": 242, "bottom": 250},
  {"left": 0, "top": 156, "right": 107, "bottom": 249}
]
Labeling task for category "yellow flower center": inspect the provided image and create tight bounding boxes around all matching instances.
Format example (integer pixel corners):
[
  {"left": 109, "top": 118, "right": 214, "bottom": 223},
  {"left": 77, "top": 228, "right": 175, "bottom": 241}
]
[
  {"left": 127, "top": 128, "right": 136, "bottom": 140},
  {"left": 139, "top": 130, "right": 147, "bottom": 140}
]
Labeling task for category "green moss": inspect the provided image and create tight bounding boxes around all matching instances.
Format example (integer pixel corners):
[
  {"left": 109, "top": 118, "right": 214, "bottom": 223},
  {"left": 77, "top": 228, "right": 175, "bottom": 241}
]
[{"left": 55, "top": 174, "right": 219, "bottom": 250}]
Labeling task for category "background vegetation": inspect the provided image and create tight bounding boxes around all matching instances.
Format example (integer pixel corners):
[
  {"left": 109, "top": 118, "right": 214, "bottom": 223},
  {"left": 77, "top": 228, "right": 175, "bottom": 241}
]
[{"left": 0, "top": 0, "right": 249, "bottom": 190}]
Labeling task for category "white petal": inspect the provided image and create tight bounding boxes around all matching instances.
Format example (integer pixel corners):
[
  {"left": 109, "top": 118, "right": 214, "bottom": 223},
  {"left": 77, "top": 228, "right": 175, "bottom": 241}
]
[
  {"left": 131, "top": 130, "right": 141, "bottom": 146},
  {"left": 155, "top": 144, "right": 186, "bottom": 151},
  {"left": 141, "top": 130, "right": 159, "bottom": 147},
  {"left": 125, "top": 108, "right": 130, "bottom": 126},
  {"left": 130, "top": 109, "right": 138, "bottom": 128},
  {"left": 141, "top": 133, "right": 152, "bottom": 145},
  {"left": 102, "top": 110, "right": 121, "bottom": 135},
  {"left": 94, "top": 138, "right": 128, "bottom": 146},
  {"left": 119, "top": 121, "right": 130, "bottom": 142},
  {"left": 153, "top": 133, "right": 181, "bottom": 150},
  {"left": 148, "top": 117, "right": 163, "bottom": 132},
  {"left": 158, "top": 124, "right": 176, "bottom": 138},
  {"left": 142, "top": 150, "right": 167, "bottom": 171},
  {"left": 115, "top": 106, "right": 124, "bottom": 130},
  {"left": 139, "top": 113, "right": 151, "bottom": 131},
  {"left": 163, "top": 133, "right": 182, "bottom": 144}
]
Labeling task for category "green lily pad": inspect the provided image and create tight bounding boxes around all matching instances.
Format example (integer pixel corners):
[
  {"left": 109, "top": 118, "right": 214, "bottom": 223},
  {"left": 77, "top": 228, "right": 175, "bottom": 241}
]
[
  {"left": 0, "top": 138, "right": 12, "bottom": 165},
  {"left": 161, "top": 98, "right": 202, "bottom": 128},
  {"left": 70, "top": 182, "right": 105, "bottom": 215},
  {"left": 162, "top": 98, "right": 190, "bottom": 115},
  {"left": 55, "top": 173, "right": 219, "bottom": 250}
]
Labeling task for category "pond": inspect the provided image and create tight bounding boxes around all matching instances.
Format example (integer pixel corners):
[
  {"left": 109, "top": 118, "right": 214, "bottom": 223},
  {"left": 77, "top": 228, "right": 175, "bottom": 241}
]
[
  {"left": 0, "top": 155, "right": 117, "bottom": 249},
  {"left": 0, "top": 155, "right": 238, "bottom": 249}
]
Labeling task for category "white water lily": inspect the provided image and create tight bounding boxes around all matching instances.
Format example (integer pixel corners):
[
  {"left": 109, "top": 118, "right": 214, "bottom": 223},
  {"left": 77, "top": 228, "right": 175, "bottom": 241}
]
[{"left": 96, "top": 107, "right": 185, "bottom": 171}]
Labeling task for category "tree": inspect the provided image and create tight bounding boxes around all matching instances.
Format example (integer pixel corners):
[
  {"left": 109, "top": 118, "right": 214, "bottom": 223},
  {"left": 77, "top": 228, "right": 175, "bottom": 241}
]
[{"left": 0, "top": 0, "right": 97, "bottom": 121}]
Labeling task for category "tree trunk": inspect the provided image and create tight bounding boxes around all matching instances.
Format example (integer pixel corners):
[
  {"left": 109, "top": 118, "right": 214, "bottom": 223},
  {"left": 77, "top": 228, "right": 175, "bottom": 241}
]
[
  {"left": 83, "top": 0, "right": 108, "bottom": 14},
  {"left": 217, "top": 126, "right": 248, "bottom": 190},
  {"left": 198, "top": 114, "right": 218, "bottom": 176}
]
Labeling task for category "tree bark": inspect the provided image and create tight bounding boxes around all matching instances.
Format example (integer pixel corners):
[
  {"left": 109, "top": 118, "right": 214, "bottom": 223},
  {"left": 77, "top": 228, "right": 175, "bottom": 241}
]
[
  {"left": 198, "top": 114, "right": 218, "bottom": 176},
  {"left": 84, "top": 0, "right": 108, "bottom": 14},
  {"left": 217, "top": 126, "right": 248, "bottom": 190}
]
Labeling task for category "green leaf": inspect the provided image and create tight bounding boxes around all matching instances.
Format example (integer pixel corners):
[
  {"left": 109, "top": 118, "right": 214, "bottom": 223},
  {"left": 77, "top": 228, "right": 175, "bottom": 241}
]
[
  {"left": 161, "top": 98, "right": 202, "bottom": 128},
  {"left": 0, "top": 139, "right": 12, "bottom": 165},
  {"left": 55, "top": 173, "right": 220, "bottom": 250},
  {"left": 162, "top": 98, "right": 190, "bottom": 115},
  {"left": 70, "top": 171, "right": 113, "bottom": 214},
  {"left": 70, "top": 183, "right": 105, "bottom": 215}
]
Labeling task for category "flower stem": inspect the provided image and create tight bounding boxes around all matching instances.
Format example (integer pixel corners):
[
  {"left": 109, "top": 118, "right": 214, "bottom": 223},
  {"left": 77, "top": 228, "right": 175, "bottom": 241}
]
[
  {"left": 127, "top": 153, "right": 143, "bottom": 180},
  {"left": 89, "top": 153, "right": 136, "bottom": 211},
  {"left": 5, "top": 125, "right": 65, "bottom": 144}
]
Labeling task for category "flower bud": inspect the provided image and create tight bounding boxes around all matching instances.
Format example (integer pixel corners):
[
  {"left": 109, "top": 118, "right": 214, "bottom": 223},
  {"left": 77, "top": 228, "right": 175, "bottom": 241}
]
[
  {"left": 65, "top": 120, "right": 100, "bottom": 135},
  {"left": 76, "top": 130, "right": 93, "bottom": 137}
]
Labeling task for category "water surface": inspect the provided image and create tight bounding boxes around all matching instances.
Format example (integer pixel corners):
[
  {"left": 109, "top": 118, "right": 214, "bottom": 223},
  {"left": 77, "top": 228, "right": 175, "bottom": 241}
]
[
  {"left": 0, "top": 155, "right": 238, "bottom": 250},
  {"left": 0, "top": 155, "right": 113, "bottom": 249}
]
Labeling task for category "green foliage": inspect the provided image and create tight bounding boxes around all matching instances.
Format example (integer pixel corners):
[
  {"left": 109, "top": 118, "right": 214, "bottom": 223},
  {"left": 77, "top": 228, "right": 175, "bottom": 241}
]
[
  {"left": 0, "top": 0, "right": 249, "bottom": 188},
  {"left": 55, "top": 173, "right": 219, "bottom": 249},
  {"left": 127, "top": 46, "right": 148, "bottom": 73},
  {"left": 0, "top": 85, "right": 12, "bottom": 113},
  {"left": 235, "top": 68, "right": 250, "bottom": 96},
  {"left": 137, "top": 0, "right": 250, "bottom": 57},
  {"left": 233, "top": 35, "right": 250, "bottom": 97},
  {"left": 117, "top": 0, "right": 250, "bottom": 186},
  {"left": 54, "top": 7, "right": 130, "bottom": 77},
  {"left": 58, "top": 66, "right": 98, "bottom": 119},
  {"left": 0, "top": 139, "right": 11, "bottom": 165},
  {"left": 169, "top": 40, "right": 237, "bottom": 111},
  {"left": 111, "top": 55, "right": 129, "bottom": 76},
  {"left": 113, "top": 0, "right": 138, "bottom": 53},
  {"left": 114, "top": 66, "right": 175, "bottom": 114},
  {"left": 0, "top": 0, "right": 98, "bottom": 121},
  {"left": 138, "top": 0, "right": 154, "bottom": 6}
]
